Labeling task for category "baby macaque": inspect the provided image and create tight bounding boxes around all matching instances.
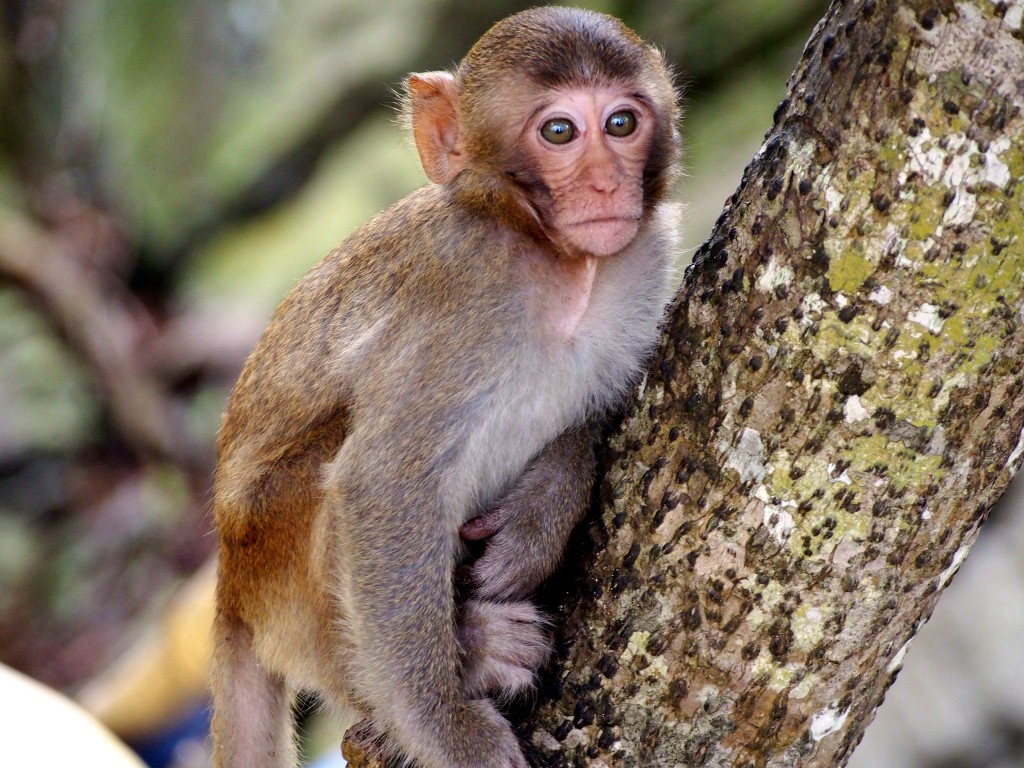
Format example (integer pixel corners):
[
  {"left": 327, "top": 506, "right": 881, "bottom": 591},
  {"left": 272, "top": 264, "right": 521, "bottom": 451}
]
[{"left": 211, "top": 7, "right": 681, "bottom": 767}]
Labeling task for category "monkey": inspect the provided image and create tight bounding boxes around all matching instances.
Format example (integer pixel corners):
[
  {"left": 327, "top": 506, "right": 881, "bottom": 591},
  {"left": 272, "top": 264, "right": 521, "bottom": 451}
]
[{"left": 210, "top": 7, "right": 681, "bottom": 768}]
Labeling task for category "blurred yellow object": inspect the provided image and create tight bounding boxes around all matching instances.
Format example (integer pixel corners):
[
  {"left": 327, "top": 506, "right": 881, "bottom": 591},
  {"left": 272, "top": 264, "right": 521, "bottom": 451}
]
[
  {"left": 77, "top": 559, "right": 216, "bottom": 739},
  {"left": 0, "top": 662, "right": 146, "bottom": 767}
]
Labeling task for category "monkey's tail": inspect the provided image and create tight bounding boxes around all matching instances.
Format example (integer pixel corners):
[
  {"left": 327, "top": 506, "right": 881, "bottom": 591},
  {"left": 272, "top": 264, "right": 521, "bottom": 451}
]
[{"left": 210, "top": 608, "right": 297, "bottom": 768}]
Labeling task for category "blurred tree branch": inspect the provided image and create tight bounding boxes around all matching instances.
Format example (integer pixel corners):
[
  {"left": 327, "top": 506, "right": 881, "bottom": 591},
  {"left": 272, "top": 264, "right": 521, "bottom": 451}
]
[{"left": 0, "top": 207, "right": 188, "bottom": 462}]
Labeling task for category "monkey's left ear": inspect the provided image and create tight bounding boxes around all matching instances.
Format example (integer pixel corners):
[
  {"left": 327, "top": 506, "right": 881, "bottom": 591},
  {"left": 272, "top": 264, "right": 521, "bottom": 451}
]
[{"left": 407, "top": 72, "right": 467, "bottom": 185}]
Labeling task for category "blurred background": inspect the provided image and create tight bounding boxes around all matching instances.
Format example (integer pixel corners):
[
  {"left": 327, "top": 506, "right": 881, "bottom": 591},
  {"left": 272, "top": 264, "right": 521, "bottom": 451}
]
[{"left": 0, "top": 1, "right": 1020, "bottom": 766}]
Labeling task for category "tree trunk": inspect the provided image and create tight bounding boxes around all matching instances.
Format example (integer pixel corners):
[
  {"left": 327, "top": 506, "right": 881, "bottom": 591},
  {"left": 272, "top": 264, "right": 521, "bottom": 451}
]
[{"left": 346, "top": 0, "right": 1024, "bottom": 765}]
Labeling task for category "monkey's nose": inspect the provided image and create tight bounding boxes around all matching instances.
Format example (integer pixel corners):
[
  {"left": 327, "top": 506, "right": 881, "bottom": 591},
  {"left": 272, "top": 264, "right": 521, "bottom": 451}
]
[{"left": 587, "top": 167, "right": 623, "bottom": 194}]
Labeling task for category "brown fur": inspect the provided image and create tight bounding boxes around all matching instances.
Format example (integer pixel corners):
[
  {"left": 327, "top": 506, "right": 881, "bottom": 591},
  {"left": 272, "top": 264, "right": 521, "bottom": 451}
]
[{"left": 211, "top": 8, "right": 681, "bottom": 768}]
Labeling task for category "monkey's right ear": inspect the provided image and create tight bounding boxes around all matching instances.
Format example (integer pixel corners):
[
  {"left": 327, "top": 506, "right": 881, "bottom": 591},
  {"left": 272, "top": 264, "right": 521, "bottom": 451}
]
[{"left": 406, "top": 72, "right": 467, "bottom": 185}]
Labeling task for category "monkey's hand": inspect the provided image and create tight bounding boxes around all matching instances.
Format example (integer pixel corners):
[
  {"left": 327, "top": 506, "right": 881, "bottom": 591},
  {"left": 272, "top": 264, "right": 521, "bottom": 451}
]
[
  {"left": 461, "top": 423, "right": 596, "bottom": 601},
  {"left": 458, "top": 599, "right": 550, "bottom": 700}
]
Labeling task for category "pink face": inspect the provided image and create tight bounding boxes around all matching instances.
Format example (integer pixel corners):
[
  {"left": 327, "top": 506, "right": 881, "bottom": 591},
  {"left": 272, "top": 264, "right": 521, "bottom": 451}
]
[{"left": 522, "top": 87, "right": 655, "bottom": 258}]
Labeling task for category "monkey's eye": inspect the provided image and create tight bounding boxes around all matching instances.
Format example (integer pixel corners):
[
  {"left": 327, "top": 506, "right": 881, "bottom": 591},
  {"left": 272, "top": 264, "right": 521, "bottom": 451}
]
[
  {"left": 540, "top": 118, "right": 576, "bottom": 144},
  {"left": 605, "top": 110, "right": 637, "bottom": 137}
]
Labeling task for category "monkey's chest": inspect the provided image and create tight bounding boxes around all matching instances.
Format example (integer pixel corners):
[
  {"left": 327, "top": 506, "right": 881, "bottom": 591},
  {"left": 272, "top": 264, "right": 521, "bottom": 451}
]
[
  {"left": 547, "top": 257, "right": 598, "bottom": 339},
  {"left": 451, "top": 279, "right": 658, "bottom": 514}
]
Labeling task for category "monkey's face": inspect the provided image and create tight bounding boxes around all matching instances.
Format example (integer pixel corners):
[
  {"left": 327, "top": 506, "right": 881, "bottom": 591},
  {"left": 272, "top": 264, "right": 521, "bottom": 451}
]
[{"left": 520, "top": 86, "right": 656, "bottom": 259}]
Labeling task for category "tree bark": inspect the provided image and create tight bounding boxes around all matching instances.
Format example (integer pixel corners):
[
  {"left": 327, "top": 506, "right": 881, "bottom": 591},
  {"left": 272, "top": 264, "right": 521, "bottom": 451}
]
[{"left": 345, "top": 0, "right": 1024, "bottom": 765}]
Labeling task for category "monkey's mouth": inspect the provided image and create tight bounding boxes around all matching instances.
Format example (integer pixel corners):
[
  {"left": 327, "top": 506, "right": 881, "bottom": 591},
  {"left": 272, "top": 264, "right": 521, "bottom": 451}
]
[
  {"left": 568, "top": 215, "right": 640, "bottom": 227},
  {"left": 563, "top": 216, "right": 641, "bottom": 257}
]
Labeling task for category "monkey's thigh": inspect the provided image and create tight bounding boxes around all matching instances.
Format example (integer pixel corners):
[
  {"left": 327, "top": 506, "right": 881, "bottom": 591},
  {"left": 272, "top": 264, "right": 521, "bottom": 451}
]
[{"left": 220, "top": 528, "right": 360, "bottom": 715}]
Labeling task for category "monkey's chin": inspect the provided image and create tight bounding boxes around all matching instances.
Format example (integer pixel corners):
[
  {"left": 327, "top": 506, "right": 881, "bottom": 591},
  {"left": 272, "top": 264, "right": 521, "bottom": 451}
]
[{"left": 563, "top": 217, "right": 640, "bottom": 258}]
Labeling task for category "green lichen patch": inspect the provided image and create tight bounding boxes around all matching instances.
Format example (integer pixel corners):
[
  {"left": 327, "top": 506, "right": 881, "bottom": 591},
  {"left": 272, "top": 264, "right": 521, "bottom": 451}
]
[
  {"left": 826, "top": 241, "right": 875, "bottom": 294},
  {"left": 808, "top": 313, "right": 877, "bottom": 361},
  {"left": 840, "top": 434, "right": 944, "bottom": 494},
  {"left": 790, "top": 605, "right": 826, "bottom": 653}
]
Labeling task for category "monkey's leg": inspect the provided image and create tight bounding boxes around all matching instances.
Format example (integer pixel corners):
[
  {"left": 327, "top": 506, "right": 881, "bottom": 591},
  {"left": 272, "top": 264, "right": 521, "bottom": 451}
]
[
  {"left": 461, "top": 421, "right": 597, "bottom": 601},
  {"left": 211, "top": 608, "right": 296, "bottom": 768}
]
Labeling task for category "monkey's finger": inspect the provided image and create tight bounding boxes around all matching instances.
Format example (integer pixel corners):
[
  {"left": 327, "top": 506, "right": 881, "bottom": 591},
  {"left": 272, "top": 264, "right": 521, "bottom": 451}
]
[{"left": 460, "top": 511, "right": 503, "bottom": 540}]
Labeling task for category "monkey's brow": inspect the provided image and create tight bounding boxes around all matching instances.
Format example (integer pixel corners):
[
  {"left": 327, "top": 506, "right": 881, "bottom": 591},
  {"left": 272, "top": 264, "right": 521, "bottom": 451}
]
[
  {"left": 631, "top": 92, "right": 654, "bottom": 109},
  {"left": 525, "top": 100, "right": 555, "bottom": 125}
]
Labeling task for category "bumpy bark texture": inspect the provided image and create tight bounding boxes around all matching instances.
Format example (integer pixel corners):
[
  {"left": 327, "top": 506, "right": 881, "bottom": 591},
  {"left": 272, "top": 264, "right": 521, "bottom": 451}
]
[{"left": 346, "top": 0, "right": 1024, "bottom": 766}]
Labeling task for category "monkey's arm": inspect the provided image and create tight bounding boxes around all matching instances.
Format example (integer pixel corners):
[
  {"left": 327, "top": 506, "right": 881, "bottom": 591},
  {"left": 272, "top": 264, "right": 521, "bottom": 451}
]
[
  {"left": 329, "top": 431, "right": 531, "bottom": 768},
  {"left": 461, "top": 422, "right": 597, "bottom": 601}
]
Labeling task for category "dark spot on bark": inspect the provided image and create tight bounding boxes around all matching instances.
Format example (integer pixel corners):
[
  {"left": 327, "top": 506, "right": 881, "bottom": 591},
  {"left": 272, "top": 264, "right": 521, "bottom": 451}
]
[
  {"left": 622, "top": 543, "right": 641, "bottom": 568},
  {"left": 769, "top": 624, "right": 794, "bottom": 658},
  {"left": 773, "top": 97, "right": 791, "bottom": 124},
  {"left": 682, "top": 605, "right": 701, "bottom": 630},
  {"left": 838, "top": 363, "right": 871, "bottom": 396},
  {"left": 806, "top": 391, "right": 823, "bottom": 415},
  {"left": 554, "top": 719, "right": 574, "bottom": 741},
  {"left": 598, "top": 655, "right": 618, "bottom": 679},
  {"left": 872, "top": 193, "right": 891, "bottom": 212},
  {"left": 574, "top": 700, "right": 595, "bottom": 728},
  {"left": 838, "top": 304, "right": 858, "bottom": 323},
  {"left": 943, "top": 100, "right": 959, "bottom": 115}
]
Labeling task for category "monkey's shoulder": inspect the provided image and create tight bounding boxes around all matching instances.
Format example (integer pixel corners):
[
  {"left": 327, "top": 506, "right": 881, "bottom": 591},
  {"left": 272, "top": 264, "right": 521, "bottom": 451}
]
[{"left": 289, "top": 186, "right": 512, "bottom": 306}]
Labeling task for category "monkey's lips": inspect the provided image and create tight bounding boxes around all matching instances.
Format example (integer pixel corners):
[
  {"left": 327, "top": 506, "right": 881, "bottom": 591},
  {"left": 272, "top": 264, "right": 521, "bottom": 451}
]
[{"left": 563, "top": 216, "right": 641, "bottom": 257}]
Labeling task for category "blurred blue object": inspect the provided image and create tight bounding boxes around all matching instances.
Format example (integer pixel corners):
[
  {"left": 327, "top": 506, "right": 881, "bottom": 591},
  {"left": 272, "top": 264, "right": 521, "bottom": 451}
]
[
  {"left": 127, "top": 700, "right": 211, "bottom": 768},
  {"left": 310, "top": 749, "right": 347, "bottom": 768}
]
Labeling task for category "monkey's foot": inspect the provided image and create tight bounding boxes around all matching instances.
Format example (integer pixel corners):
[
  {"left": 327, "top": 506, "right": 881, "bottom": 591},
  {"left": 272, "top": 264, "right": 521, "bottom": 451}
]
[
  {"left": 458, "top": 599, "right": 551, "bottom": 700},
  {"left": 342, "top": 719, "right": 391, "bottom": 768}
]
